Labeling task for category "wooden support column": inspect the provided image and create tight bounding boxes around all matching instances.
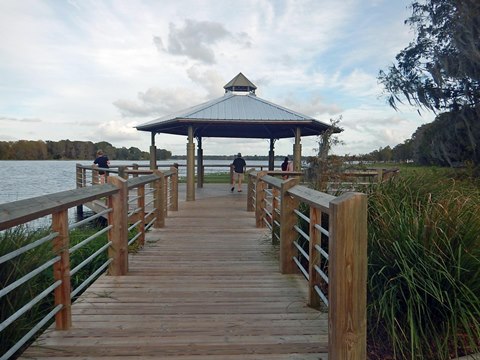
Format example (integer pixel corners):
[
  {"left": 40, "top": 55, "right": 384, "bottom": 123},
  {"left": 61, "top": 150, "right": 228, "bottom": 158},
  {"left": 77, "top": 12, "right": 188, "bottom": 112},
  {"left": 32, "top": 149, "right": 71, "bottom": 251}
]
[
  {"left": 293, "top": 127, "right": 302, "bottom": 171},
  {"left": 197, "top": 136, "right": 203, "bottom": 188},
  {"left": 150, "top": 132, "right": 157, "bottom": 170},
  {"left": 107, "top": 176, "right": 128, "bottom": 275},
  {"left": 186, "top": 126, "right": 195, "bottom": 201},
  {"left": 328, "top": 192, "right": 367, "bottom": 360},
  {"left": 255, "top": 171, "right": 267, "bottom": 227},
  {"left": 169, "top": 166, "right": 179, "bottom": 211},
  {"left": 279, "top": 177, "right": 300, "bottom": 274},
  {"left": 268, "top": 138, "right": 275, "bottom": 171},
  {"left": 52, "top": 210, "right": 72, "bottom": 330}
]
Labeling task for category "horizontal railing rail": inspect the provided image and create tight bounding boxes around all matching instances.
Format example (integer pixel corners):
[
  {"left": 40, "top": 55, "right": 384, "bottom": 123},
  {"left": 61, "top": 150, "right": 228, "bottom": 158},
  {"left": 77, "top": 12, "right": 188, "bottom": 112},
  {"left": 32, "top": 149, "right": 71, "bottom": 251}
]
[
  {"left": 248, "top": 171, "right": 367, "bottom": 360},
  {"left": 0, "top": 169, "right": 178, "bottom": 360},
  {"left": 324, "top": 168, "right": 399, "bottom": 193}
]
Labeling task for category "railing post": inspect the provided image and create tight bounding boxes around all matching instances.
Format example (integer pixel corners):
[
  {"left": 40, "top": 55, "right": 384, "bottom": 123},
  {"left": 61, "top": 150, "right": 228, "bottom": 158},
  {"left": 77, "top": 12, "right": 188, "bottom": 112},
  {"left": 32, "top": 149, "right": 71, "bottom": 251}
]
[
  {"left": 107, "top": 176, "right": 128, "bottom": 275},
  {"left": 92, "top": 169, "right": 99, "bottom": 185},
  {"left": 137, "top": 184, "right": 146, "bottom": 247},
  {"left": 52, "top": 209, "right": 72, "bottom": 330},
  {"left": 328, "top": 192, "right": 367, "bottom": 360},
  {"left": 75, "top": 164, "right": 84, "bottom": 217},
  {"left": 376, "top": 168, "right": 383, "bottom": 183},
  {"left": 75, "top": 164, "right": 82, "bottom": 188},
  {"left": 118, "top": 166, "right": 127, "bottom": 179},
  {"left": 308, "top": 206, "right": 321, "bottom": 308},
  {"left": 255, "top": 172, "right": 267, "bottom": 228},
  {"left": 133, "top": 163, "right": 139, "bottom": 178},
  {"left": 271, "top": 187, "right": 280, "bottom": 244},
  {"left": 153, "top": 170, "right": 165, "bottom": 228},
  {"left": 164, "top": 172, "right": 168, "bottom": 217},
  {"left": 169, "top": 166, "right": 178, "bottom": 211},
  {"left": 279, "top": 177, "right": 299, "bottom": 274},
  {"left": 82, "top": 168, "right": 86, "bottom": 187},
  {"left": 247, "top": 171, "right": 255, "bottom": 212}
]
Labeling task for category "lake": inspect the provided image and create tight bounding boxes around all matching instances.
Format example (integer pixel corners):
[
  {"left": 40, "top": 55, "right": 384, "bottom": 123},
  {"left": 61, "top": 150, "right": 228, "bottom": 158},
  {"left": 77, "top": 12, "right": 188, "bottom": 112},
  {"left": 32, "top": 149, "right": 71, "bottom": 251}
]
[{"left": 0, "top": 159, "right": 279, "bottom": 205}]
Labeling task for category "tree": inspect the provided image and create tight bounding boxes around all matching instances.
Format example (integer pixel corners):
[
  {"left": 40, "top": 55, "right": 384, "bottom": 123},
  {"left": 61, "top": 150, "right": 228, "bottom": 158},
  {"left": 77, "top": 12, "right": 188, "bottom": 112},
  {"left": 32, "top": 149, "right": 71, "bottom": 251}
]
[
  {"left": 379, "top": 0, "right": 480, "bottom": 165},
  {"left": 308, "top": 117, "right": 344, "bottom": 190},
  {"left": 156, "top": 148, "right": 172, "bottom": 160},
  {"left": 379, "top": 0, "right": 480, "bottom": 112},
  {"left": 392, "top": 139, "right": 413, "bottom": 162}
]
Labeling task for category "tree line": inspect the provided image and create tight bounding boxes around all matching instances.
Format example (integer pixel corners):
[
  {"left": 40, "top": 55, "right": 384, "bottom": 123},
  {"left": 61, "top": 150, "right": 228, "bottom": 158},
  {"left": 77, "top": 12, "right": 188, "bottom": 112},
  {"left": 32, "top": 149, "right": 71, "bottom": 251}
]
[{"left": 0, "top": 140, "right": 172, "bottom": 161}]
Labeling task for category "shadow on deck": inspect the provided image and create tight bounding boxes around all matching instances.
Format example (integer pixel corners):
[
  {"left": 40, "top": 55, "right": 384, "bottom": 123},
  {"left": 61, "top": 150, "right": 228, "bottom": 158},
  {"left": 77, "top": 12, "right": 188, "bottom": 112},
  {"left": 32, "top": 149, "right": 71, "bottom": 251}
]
[{"left": 19, "top": 184, "right": 329, "bottom": 359}]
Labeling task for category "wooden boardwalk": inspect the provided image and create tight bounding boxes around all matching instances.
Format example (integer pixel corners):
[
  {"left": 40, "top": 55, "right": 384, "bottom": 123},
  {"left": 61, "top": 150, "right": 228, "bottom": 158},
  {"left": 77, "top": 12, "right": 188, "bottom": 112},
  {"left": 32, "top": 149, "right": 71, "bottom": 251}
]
[{"left": 20, "top": 185, "right": 329, "bottom": 360}]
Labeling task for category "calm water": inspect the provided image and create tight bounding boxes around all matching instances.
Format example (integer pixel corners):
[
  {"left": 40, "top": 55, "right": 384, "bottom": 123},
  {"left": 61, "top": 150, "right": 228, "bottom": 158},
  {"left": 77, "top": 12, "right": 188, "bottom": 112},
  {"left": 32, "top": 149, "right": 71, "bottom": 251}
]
[{"left": 0, "top": 159, "right": 278, "bottom": 205}]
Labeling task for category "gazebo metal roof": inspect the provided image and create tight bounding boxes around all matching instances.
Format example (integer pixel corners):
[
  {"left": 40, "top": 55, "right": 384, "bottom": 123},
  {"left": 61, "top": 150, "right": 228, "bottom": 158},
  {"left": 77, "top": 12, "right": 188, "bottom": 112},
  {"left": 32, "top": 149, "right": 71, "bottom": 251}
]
[{"left": 136, "top": 73, "right": 334, "bottom": 139}]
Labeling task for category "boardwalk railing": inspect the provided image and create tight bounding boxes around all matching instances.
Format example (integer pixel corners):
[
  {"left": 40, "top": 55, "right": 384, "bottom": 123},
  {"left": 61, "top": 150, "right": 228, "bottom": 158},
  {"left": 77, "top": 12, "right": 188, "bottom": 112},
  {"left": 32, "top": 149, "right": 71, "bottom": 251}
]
[
  {"left": 248, "top": 171, "right": 368, "bottom": 360},
  {"left": 0, "top": 169, "right": 177, "bottom": 360}
]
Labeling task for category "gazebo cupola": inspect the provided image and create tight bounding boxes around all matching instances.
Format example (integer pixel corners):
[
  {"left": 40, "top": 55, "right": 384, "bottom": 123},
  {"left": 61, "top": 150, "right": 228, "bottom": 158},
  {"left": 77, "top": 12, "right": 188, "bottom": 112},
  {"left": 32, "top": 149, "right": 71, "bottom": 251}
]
[{"left": 223, "top": 72, "right": 257, "bottom": 95}]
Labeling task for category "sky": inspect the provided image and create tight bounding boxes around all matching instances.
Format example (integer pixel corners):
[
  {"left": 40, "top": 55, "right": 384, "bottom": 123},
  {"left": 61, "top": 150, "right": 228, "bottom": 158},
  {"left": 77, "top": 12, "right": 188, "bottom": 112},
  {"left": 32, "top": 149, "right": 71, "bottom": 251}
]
[{"left": 0, "top": 0, "right": 434, "bottom": 157}]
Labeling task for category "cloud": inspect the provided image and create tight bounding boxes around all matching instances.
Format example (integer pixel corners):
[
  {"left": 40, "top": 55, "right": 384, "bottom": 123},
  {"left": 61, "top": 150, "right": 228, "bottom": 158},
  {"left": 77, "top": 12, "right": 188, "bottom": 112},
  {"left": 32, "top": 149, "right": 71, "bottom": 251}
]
[
  {"left": 113, "top": 87, "right": 205, "bottom": 118},
  {"left": 186, "top": 67, "right": 225, "bottom": 98},
  {"left": 95, "top": 120, "right": 142, "bottom": 143},
  {"left": 0, "top": 116, "right": 42, "bottom": 123},
  {"left": 156, "top": 19, "right": 249, "bottom": 64},
  {"left": 280, "top": 96, "right": 343, "bottom": 118}
]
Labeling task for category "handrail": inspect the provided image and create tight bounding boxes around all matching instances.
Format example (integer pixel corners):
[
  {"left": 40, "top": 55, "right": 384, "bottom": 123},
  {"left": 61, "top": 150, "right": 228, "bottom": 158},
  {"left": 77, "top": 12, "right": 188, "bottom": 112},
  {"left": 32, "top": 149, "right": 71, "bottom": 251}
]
[
  {"left": 0, "top": 185, "right": 118, "bottom": 230},
  {"left": 0, "top": 169, "right": 179, "bottom": 360},
  {"left": 247, "top": 171, "right": 367, "bottom": 360}
]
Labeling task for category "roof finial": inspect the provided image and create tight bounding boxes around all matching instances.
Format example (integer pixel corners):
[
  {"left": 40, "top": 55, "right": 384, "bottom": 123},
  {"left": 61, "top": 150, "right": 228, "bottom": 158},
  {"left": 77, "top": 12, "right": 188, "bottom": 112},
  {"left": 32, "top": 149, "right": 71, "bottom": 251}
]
[{"left": 223, "top": 72, "right": 257, "bottom": 94}]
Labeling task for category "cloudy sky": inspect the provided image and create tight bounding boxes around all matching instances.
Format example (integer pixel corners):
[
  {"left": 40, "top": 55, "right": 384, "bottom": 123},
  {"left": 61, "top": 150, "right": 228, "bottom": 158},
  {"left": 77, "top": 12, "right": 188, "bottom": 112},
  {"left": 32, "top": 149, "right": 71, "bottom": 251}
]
[{"left": 0, "top": 0, "right": 434, "bottom": 157}]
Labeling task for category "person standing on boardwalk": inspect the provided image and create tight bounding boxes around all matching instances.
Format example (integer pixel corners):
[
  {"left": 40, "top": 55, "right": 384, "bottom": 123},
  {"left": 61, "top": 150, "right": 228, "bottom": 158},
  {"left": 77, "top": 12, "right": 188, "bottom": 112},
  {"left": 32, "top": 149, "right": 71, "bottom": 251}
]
[
  {"left": 93, "top": 149, "right": 110, "bottom": 183},
  {"left": 281, "top": 156, "right": 293, "bottom": 179},
  {"left": 231, "top": 153, "right": 246, "bottom": 192}
]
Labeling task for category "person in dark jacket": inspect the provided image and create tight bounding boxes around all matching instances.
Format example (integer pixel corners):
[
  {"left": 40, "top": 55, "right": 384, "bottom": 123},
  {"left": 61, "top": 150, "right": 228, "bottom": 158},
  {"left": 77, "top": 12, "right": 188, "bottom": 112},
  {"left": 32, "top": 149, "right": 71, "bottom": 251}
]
[
  {"left": 231, "top": 153, "right": 246, "bottom": 192},
  {"left": 93, "top": 149, "right": 110, "bottom": 183}
]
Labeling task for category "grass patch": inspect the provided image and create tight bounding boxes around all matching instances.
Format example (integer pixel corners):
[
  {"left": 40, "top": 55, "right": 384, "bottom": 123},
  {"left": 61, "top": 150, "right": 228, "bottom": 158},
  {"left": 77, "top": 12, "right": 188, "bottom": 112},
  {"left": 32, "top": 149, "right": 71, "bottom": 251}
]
[
  {"left": 178, "top": 172, "right": 232, "bottom": 184},
  {"left": 367, "top": 168, "right": 480, "bottom": 359},
  {"left": 203, "top": 172, "right": 231, "bottom": 183}
]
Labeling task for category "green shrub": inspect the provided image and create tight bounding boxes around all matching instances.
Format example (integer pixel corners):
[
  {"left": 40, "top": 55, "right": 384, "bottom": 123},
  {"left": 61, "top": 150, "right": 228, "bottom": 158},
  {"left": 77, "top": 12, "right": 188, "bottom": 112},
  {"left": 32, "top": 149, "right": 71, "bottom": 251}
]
[{"left": 367, "top": 171, "right": 480, "bottom": 359}]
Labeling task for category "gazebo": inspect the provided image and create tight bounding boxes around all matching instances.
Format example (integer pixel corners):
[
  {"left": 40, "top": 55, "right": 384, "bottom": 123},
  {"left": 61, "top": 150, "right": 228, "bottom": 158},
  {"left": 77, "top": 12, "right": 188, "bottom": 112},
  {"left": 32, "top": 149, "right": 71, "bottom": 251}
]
[{"left": 136, "top": 73, "right": 335, "bottom": 201}]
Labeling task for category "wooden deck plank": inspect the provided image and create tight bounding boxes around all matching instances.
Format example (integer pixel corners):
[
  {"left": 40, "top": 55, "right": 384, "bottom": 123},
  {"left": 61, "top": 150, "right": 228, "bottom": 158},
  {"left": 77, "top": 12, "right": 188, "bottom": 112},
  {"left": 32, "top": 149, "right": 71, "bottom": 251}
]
[{"left": 19, "top": 185, "right": 328, "bottom": 359}]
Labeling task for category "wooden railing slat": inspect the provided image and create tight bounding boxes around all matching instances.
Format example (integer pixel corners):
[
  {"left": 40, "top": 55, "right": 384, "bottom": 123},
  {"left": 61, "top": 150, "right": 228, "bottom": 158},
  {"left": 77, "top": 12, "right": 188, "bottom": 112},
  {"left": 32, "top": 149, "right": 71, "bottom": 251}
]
[
  {"left": 0, "top": 185, "right": 117, "bottom": 230},
  {"left": 287, "top": 186, "right": 334, "bottom": 211}
]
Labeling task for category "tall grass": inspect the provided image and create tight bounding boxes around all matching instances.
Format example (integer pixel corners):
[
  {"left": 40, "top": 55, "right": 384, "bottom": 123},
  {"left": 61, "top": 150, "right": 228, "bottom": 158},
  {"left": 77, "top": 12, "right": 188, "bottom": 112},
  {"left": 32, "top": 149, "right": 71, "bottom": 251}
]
[
  {"left": 367, "top": 170, "right": 480, "bottom": 359},
  {"left": 0, "top": 226, "right": 54, "bottom": 357},
  {"left": 0, "top": 224, "right": 109, "bottom": 358}
]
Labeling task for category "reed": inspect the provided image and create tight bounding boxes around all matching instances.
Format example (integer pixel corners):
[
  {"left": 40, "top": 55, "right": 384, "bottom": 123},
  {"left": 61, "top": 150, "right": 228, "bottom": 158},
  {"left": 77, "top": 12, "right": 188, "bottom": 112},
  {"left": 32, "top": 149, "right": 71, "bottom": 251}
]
[{"left": 367, "top": 170, "right": 480, "bottom": 359}]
